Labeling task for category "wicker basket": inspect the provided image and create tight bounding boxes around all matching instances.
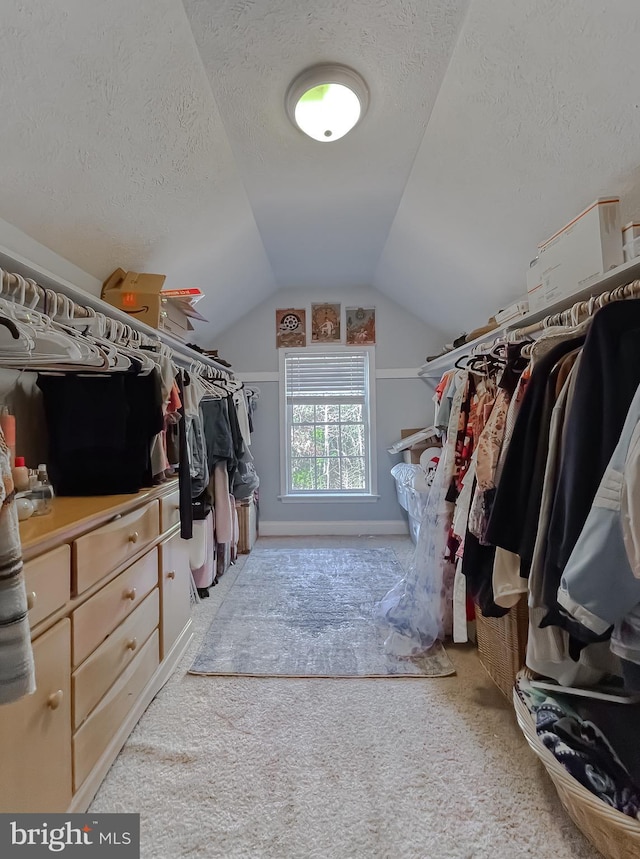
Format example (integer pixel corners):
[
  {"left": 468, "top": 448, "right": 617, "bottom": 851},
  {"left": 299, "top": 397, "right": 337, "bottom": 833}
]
[
  {"left": 513, "top": 681, "right": 640, "bottom": 859},
  {"left": 475, "top": 596, "right": 529, "bottom": 698}
]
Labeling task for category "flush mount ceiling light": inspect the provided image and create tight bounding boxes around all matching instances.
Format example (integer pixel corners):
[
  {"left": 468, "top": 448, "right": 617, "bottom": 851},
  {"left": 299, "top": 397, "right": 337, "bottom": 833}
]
[{"left": 285, "top": 64, "right": 369, "bottom": 142}]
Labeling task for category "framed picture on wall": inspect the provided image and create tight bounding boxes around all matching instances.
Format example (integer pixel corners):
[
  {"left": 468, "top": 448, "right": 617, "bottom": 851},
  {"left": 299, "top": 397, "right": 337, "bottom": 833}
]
[
  {"left": 276, "top": 308, "right": 306, "bottom": 348},
  {"left": 311, "top": 303, "right": 341, "bottom": 342},
  {"left": 345, "top": 307, "right": 375, "bottom": 345}
]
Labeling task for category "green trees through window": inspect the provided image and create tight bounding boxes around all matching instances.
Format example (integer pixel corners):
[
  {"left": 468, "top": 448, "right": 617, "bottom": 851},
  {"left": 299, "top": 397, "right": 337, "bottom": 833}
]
[
  {"left": 290, "top": 403, "right": 366, "bottom": 491},
  {"left": 283, "top": 350, "right": 373, "bottom": 496}
]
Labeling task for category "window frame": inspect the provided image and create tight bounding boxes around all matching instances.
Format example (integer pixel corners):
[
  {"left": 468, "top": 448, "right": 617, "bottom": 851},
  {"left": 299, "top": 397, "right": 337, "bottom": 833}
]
[{"left": 279, "top": 345, "right": 378, "bottom": 501}]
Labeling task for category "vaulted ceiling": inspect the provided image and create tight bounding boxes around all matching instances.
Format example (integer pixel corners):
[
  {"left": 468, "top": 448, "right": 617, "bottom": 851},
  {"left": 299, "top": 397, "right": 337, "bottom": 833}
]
[{"left": 1, "top": 0, "right": 640, "bottom": 342}]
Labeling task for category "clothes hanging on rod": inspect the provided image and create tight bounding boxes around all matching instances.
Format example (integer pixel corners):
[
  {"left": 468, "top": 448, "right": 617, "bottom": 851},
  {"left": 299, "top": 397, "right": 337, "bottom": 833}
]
[
  {"left": 378, "top": 279, "right": 640, "bottom": 695},
  {"left": 0, "top": 264, "right": 256, "bottom": 536},
  {"left": 0, "top": 268, "right": 233, "bottom": 378},
  {"left": 0, "top": 262, "right": 262, "bottom": 697},
  {"left": 557, "top": 381, "right": 640, "bottom": 686},
  {"left": 538, "top": 300, "right": 640, "bottom": 637},
  {"left": 37, "top": 370, "right": 164, "bottom": 496},
  {"left": 176, "top": 370, "right": 193, "bottom": 540}
]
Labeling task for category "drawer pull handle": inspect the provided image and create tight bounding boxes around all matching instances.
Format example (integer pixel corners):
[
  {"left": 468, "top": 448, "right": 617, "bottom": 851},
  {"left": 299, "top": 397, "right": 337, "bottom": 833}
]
[
  {"left": 124, "top": 588, "right": 137, "bottom": 601},
  {"left": 47, "top": 690, "right": 64, "bottom": 711},
  {"left": 126, "top": 638, "right": 138, "bottom": 651},
  {"left": 167, "top": 571, "right": 176, "bottom": 580},
  {"left": 128, "top": 531, "right": 139, "bottom": 544},
  {"left": 26, "top": 591, "right": 37, "bottom": 610}
]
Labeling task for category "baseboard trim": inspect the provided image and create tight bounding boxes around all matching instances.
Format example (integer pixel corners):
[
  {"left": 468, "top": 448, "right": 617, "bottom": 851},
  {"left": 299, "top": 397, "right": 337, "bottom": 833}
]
[{"left": 259, "top": 520, "right": 409, "bottom": 536}]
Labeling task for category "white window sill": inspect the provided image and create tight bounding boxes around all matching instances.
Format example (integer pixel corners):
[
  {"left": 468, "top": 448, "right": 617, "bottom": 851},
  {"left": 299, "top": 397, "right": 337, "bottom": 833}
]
[{"left": 278, "top": 494, "right": 380, "bottom": 503}]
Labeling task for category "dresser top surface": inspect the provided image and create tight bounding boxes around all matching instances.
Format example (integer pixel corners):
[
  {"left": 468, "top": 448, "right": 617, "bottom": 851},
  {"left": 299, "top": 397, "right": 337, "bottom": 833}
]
[{"left": 19, "top": 480, "right": 179, "bottom": 559}]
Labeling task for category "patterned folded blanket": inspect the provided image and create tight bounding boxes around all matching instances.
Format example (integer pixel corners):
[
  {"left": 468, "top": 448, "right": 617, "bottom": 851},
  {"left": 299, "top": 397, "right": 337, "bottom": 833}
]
[
  {"left": 520, "top": 682, "right": 640, "bottom": 819},
  {"left": 0, "top": 428, "right": 35, "bottom": 705}
]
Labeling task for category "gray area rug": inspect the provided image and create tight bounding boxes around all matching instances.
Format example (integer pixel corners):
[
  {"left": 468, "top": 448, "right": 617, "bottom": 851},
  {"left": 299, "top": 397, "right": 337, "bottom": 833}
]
[
  {"left": 93, "top": 539, "right": 594, "bottom": 858},
  {"left": 189, "top": 547, "right": 455, "bottom": 678}
]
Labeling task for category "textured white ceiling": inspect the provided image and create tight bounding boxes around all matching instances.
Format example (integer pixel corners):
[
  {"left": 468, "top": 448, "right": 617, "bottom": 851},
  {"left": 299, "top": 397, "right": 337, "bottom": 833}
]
[
  {"left": 375, "top": 0, "right": 640, "bottom": 335},
  {"left": 0, "top": 0, "right": 276, "bottom": 336},
  {"left": 2, "top": 0, "right": 640, "bottom": 342},
  {"left": 181, "top": 0, "right": 468, "bottom": 292}
]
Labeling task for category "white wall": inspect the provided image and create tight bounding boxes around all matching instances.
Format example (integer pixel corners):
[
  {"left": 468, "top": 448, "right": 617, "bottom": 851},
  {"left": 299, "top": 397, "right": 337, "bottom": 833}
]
[
  {"left": 0, "top": 224, "right": 101, "bottom": 468},
  {"left": 214, "top": 286, "right": 438, "bottom": 372},
  {"left": 0, "top": 224, "right": 441, "bottom": 534},
  {"left": 211, "top": 287, "right": 440, "bottom": 533},
  {"left": 0, "top": 217, "right": 103, "bottom": 297}
]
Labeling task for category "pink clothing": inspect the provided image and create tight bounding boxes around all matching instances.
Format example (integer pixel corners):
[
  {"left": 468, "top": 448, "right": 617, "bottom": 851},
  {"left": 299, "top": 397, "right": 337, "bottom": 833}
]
[
  {"left": 230, "top": 494, "right": 239, "bottom": 561},
  {"left": 213, "top": 462, "right": 233, "bottom": 543}
]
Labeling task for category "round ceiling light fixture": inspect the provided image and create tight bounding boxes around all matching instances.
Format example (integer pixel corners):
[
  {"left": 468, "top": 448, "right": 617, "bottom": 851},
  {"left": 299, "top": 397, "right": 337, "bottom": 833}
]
[{"left": 285, "top": 64, "right": 369, "bottom": 142}]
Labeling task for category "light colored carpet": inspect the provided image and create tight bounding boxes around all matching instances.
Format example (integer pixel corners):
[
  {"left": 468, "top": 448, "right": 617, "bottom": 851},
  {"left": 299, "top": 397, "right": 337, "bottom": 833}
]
[
  {"left": 90, "top": 537, "right": 596, "bottom": 859},
  {"left": 189, "top": 546, "right": 454, "bottom": 678}
]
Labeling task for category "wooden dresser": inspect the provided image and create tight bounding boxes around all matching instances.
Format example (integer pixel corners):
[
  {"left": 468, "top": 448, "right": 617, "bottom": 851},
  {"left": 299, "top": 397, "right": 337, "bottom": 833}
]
[{"left": 0, "top": 480, "right": 192, "bottom": 813}]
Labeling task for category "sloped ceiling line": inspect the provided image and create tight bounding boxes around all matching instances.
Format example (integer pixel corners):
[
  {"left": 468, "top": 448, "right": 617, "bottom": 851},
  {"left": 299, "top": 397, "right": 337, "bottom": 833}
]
[
  {"left": 375, "top": 0, "right": 640, "bottom": 339},
  {"left": 2, "top": 1, "right": 640, "bottom": 345},
  {"left": 181, "top": 0, "right": 470, "bottom": 294},
  {"left": 174, "top": 0, "right": 278, "bottom": 290}
]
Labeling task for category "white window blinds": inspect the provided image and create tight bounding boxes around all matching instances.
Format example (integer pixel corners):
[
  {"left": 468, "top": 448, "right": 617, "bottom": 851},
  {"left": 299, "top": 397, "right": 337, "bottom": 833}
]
[{"left": 284, "top": 352, "right": 368, "bottom": 400}]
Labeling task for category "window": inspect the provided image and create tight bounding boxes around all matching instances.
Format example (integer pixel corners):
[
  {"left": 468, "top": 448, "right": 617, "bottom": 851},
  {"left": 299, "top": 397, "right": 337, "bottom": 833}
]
[{"left": 280, "top": 348, "right": 376, "bottom": 498}]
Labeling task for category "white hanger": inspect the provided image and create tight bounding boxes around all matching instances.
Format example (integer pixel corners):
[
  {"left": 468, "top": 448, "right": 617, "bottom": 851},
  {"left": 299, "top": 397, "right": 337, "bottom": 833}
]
[{"left": 0, "top": 280, "right": 109, "bottom": 368}]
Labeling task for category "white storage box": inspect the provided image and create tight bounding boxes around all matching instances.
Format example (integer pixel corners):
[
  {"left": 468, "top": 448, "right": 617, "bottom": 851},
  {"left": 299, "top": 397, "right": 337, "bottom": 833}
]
[
  {"left": 624, "top": 235, "right": 640, "bottom": 262},
  {"left": 495, "top": 299, "right": 529, "bottom": 325},
  {"left": 622, "top": 222, "right": 640, "bottom": 243},
  {"left": 526, "top": 257, "right": 545, "bottom": 313},
  {"left": 527, "top": 198, "right": 623, "bottom": 311},
  {"left": 235, "top": 495, "right": 258, "bottom": 554},
  {"left": 391, "top": 462, "right": 435, "bottom": 545},
  {"left": 189, "top": 513, "right": 215, "bottom": 590}
]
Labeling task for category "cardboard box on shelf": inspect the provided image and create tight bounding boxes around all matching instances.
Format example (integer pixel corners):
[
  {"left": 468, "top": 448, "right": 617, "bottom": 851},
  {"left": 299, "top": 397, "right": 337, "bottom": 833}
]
[
  {"left": 399, "top": 428, "right": 441, "bottom": 465},
  {"left": 101, "top": 268, "right": 166, "bottom": 327},
  {"left": 101, "top": 270, "right": 207, "bottom": 339},
  {"left": 526, "top": 197, "right": 623, "bottom": 312}
]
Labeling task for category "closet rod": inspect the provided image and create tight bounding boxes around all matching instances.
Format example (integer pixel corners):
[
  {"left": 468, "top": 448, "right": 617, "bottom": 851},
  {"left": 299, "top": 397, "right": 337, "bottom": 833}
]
[
  {"left": 0, "top": 245, "right": 232, "bottom": 377},
  {"left": 515, "top": 277, "right": 640, "bottom": 337},
  {"left": 419, "top": 277, "right": 640, "bottom": 379}
]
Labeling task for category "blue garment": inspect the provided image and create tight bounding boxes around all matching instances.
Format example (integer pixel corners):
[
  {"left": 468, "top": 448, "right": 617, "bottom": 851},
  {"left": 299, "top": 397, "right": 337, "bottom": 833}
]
[{"left": 557, "top": 381, "right": 640, "bottom": 671}]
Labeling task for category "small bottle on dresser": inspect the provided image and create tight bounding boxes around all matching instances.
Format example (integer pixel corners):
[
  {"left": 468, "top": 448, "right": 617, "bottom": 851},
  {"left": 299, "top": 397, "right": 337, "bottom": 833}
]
[
  {"left": 30, "top": 464, "right": 54, "bottom": 516},
  {"left": 11, "top": 456, "right": 30, "bottom": 492}
]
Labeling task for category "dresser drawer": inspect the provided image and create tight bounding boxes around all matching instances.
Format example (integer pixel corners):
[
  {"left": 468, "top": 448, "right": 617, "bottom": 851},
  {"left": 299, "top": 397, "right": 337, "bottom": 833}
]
[
  {"left": 73, "top": 588, "right": 159, "bottom": 729},
  {"left": 24, "top": 544, "right": 71, "bottom": 629},
  {"left": 160, "top": 532, "right": 192, "bottom": 659},
  {"left": 160, "top": 488, "right": 181, "bottom": 533},
  {"left": 0, "top": 619, "right": 72, "bottom": 812},
  {"left": 73, "top": 500, "right": 159, "bottom": 594},
  {"left": 72, "top": 549, "right": 158, "bottom": 668},
  {"left": 73, "top": 630, "right": 159, "bottom": 790}
]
